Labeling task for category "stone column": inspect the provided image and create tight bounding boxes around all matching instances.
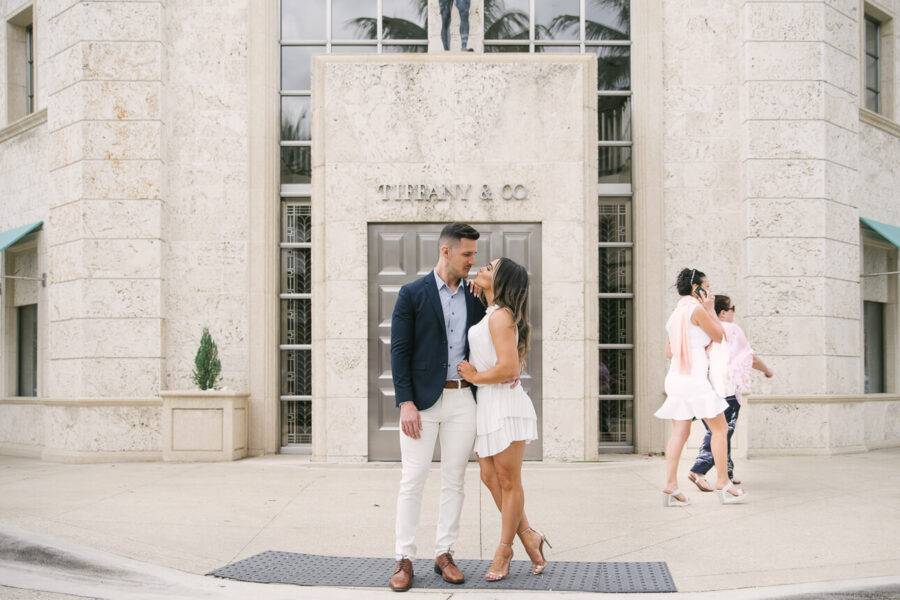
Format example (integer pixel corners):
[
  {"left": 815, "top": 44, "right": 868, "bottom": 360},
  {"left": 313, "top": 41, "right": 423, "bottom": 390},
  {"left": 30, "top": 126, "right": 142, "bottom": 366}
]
[
  {"left": 44, "top": 0, "right": 165, "bottom": 458},
  {"left": 742, "top": 0, "right": 861, "bottom": 396},
  {"left": 428, "top": 0, "right": 483, "bottom": 52}
]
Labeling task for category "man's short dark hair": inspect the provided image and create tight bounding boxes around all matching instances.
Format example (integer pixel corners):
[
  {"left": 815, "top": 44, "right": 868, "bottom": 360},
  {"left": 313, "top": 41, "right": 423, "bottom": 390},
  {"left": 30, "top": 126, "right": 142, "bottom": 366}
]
[{"left": 439, "top": 222, "right": 480, "bottom": 248}]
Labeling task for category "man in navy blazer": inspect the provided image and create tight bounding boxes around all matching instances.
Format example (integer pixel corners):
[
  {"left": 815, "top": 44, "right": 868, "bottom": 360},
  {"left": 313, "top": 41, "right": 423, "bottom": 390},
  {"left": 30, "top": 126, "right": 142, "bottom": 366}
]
[{"left": 388, "top": 223, "right": 486, "bottom": 592}]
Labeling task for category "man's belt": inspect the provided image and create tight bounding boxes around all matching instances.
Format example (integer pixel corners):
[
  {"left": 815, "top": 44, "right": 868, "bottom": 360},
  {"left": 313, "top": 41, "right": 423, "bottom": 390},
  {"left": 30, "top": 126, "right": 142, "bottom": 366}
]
[{"left": 444, "top": 380, "right": 470, "bottom": 389}]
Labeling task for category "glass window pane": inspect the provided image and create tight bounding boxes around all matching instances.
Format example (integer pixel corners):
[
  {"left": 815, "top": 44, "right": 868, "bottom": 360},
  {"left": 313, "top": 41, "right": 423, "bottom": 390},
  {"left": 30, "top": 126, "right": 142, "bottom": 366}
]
[
  {"left": 865, "top": 17, "right": 879, "bottom": 56},
  {"left": 599, "top": 349, "right": 632, "bottom": 395},
  {"left": 282, "top": 0, "right": 326, "bottom": 40},
  {"left": 282, "top": 299, "right": 312, "bottom": 345},
  {"left": 382, "top": 0, "right": 427, "bottom": 39},
  {"left": 598, "top": 146, "right": 631, "bottom": 183},
  {"left": 282, "top": 248, "right": 312, "bottom": 293},
  {"left": 382, "top": 44, "right": 428, "bottom": 53},
  {"left": 598, "top": 95, "right": 631, "bottom": 141},
  {"left": 281, "top": 147, "right": 311, "bottom": 183},
  {"left": 588, "top": 45, "right": 630, "bottom": 90},
  {"left": 536, "top": 44, "right": 580, "bottom": 52},
  {"left": 865, "top": 89, "right": 880, "bottom": 113},
  {"left": 282, "top": 96, "right": 311, "bottom": 141},
  {"left": 282, "top": 202, "right": 311, "bottom": 243},
  {"left": 536, "top": 0, "right": 579, "bottom": 41},
  {"left": 599, "top": 397, "right": 632, "bottom": 443},
  {"left": 598, "top": 198, "right": 632, "bottom": 242},
  {"left": 333, "top": 0, "right": 377, "bottom": 40},
  {"left": 484, "top": 44, "right": 530, "bottom": 52},
  {"left": 17, "top": 304, "right": 37, "bottom": 397},
  {"left": 864, "top": 301, "right": 885, "bottom": 393},
  {"left": 282, "top": 46, "right": 323, "bottom": 90},
  {"left": 281, "top": 399, "right": 312, "bottom": 444},
  {"left": 866, "top": 55, "right": 879, "bottom": 92},
  {"left": 485, "top": 0, "right": 529, "bottom": 40},
  {"left": 331, "top": 44, "right": 378, "bottom": 53},
  {"left": 598, "top": 248, "right": 633, "bottom": 294},
  {"left": 586, "top": 0, "right": 629, "bottom": 40}
]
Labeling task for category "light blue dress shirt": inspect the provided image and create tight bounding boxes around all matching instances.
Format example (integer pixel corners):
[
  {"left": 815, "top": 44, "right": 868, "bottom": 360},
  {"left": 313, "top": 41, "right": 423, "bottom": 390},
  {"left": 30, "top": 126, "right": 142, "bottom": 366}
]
[{"left": 434, "top": 271, "right": 467, "bottom": 381}]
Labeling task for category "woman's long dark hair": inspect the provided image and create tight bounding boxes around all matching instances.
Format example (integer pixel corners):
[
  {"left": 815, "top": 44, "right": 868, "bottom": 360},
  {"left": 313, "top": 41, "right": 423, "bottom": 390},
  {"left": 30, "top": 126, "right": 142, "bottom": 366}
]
[{"left": 491, "top": 257, "right": 531, "bottom": 367}]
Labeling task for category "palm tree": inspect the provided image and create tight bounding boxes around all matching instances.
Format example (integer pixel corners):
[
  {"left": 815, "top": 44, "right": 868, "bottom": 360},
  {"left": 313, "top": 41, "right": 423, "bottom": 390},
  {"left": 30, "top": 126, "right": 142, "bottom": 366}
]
[
  {"left": 349, "top": 0, "right": 428, "bottom": 49},
  {"left": 484, "top": 0, "right": 529, "bottom": 43},
  {"left": 281, "top": 112, "right": 310, "bottom": 179},
  {"left": 548, "top": 0, "right": 629, "bottom": 41}
]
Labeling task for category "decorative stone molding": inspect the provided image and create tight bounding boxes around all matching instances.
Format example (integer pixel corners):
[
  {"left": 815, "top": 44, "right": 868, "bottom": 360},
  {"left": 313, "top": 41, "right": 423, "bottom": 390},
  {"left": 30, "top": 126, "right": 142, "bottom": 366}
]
[
  {"left": 160, "top": 391, "right": 249, "bottom": 462},
  {"left": 0, "top": 397, "right": 162, "bottom": 407},
  {"left": 859, "top": 108, "right": 900, "bottom": 138},
  {"left": 748, "top": 393, "right": 900, "bottom": 404},
  {"left": 0, "top": 108, "right": 47, "bottom": 144}
]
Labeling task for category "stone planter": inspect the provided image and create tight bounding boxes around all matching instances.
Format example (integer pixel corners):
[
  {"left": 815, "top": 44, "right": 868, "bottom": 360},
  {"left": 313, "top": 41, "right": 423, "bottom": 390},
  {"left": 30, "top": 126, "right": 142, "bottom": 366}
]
[{"left": 160, "top": 390, "right": 249, "bottom": 462}]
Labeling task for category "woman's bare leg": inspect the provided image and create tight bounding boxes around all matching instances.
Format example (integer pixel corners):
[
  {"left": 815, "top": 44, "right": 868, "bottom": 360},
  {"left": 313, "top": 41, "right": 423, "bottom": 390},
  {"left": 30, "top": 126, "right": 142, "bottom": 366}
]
[
  {"left": 486, "top": 441, "right": 526, "bottom": 574},
  {"left": 664, "top": 419, "right": 692, "bottom": 501},
  {"left": 479, "top": 453, "right": 542, "bottom": 563}
]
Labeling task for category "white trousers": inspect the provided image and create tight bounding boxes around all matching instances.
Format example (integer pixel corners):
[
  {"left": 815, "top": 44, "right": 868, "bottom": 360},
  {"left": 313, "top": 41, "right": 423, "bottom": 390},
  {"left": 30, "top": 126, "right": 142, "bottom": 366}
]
[{"left": 394, "top": 388, "right": 476, "bottom": 560}]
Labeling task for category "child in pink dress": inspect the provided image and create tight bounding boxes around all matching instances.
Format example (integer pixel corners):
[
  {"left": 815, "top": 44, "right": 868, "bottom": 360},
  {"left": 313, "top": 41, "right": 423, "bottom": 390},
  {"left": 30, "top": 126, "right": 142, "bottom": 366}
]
[{"left": 687, "top": 294, "right": 773, "bottom": 491}]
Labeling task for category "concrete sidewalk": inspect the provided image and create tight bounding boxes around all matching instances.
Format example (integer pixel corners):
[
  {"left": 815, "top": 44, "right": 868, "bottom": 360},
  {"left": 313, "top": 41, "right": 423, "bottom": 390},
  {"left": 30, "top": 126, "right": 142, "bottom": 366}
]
[{"left": 0, "top": 449, "right": 898, "bottom": 598}]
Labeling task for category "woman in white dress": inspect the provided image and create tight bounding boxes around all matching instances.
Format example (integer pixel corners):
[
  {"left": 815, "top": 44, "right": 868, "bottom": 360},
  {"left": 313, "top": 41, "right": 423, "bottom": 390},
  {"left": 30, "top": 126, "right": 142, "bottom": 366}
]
[
  {"left": 457, "top": 257, "right": 549, "bottom": 581},
  {"left": 655, "top": 268, "right": 748, "bottom": 506}
]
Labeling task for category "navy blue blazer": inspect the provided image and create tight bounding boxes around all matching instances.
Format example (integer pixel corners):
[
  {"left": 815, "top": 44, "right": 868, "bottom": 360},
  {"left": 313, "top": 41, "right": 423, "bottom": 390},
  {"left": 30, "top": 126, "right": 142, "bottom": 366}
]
[{"left": 391, "top": 271, "right": 486, "bottom": 411}]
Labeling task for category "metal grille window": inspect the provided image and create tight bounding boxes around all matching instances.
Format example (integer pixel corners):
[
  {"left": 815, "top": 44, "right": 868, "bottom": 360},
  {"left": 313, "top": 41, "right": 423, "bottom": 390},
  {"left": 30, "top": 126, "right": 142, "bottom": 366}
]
[
  {"left": 865, "top": 15, "right": 881, "bottom": 113},
  {"left": 598, "top": 199, "right": 633, "bottom": 447},
  {"left": 280, "top": 202, "right": 312, "bottom": 447}
]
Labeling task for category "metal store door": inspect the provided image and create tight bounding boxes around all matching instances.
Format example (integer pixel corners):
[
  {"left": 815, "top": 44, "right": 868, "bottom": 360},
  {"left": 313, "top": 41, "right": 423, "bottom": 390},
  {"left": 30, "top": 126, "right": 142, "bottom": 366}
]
[{"left": 368, "top": 223, "right": 542, "bottom": 461}]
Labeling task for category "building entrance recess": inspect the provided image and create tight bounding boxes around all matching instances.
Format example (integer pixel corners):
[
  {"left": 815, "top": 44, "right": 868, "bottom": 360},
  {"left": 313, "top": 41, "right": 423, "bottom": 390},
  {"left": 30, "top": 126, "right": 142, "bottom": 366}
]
[{"left": 367, "top": 223, "right": 542, "bottom": 461}]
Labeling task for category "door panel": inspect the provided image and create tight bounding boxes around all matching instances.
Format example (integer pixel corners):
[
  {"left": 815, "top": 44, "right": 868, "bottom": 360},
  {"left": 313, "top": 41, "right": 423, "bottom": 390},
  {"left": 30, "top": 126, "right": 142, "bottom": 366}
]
[{"left": 368, "top": 223, "right": 542, "bottom": 461}]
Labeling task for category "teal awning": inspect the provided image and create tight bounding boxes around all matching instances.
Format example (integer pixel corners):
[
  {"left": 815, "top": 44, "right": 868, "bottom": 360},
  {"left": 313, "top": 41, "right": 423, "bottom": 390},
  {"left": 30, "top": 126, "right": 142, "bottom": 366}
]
[
  {"left": 861, "top": 217, "right": 900, "bottom": 249},
  {"left": 0, "top": 221, "right": 42, "bottom": 252}
]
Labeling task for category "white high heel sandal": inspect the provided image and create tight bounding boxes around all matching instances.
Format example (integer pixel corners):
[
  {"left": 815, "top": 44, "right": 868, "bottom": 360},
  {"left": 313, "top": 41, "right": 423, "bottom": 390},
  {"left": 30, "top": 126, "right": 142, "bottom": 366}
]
[
  {"left": 717, "top": 481, "right": 748, "bottom": 504},
  {"left": 662, "top": 489, "right": 690, "bottom": 507}
]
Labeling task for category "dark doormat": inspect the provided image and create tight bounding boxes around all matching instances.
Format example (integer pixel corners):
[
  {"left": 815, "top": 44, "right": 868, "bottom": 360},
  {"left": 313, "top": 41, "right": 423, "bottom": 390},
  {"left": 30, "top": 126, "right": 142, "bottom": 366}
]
[{"left": 208, "top": 551, "right": 677, "bottom": 593}]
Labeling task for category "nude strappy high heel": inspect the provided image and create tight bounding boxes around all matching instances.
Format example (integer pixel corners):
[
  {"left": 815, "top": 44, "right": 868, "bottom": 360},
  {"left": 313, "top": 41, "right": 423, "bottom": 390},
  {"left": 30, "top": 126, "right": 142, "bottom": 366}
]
[
  {"left": 485, "top": 542, "right": 513, "bottom": 581},
  {"left": 519, "top": 527, "right": 552, "bottom": 575}
]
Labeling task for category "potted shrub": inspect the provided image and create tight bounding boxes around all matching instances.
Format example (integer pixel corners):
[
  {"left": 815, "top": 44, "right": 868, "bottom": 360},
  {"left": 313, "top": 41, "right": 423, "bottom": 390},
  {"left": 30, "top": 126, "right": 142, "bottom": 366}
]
[{"left": 160, "top": 328, "right": 249, "bottom": 461}]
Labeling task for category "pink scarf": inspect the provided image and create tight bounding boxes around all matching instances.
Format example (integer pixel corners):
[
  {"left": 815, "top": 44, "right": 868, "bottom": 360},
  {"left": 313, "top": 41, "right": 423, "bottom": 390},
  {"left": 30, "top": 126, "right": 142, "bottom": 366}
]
[{"left": 669, "top": 296, "right": 700, "bottom": 375}]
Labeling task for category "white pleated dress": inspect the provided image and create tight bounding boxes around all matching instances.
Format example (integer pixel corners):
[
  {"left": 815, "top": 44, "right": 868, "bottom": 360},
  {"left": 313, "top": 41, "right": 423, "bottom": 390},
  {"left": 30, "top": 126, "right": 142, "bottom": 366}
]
[
  {"left": 654, "top": 307, "right": 729, "bottom": 421},
  {"left": 470, "top": 306, "right": 539, "bottom": 457}
]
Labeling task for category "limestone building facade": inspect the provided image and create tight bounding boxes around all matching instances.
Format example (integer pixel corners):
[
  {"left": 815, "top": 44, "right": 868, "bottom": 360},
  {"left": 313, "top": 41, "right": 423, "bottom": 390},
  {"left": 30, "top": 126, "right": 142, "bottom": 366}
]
[{"left": 0, "top": 0, "right": 898, "bottom": 462}]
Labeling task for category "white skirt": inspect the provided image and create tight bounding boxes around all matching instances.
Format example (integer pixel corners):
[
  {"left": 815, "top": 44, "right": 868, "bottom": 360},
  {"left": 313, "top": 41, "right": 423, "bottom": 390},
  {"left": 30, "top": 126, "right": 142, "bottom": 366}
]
[
  {"left": 655, "top": 355, "right": 728, "bottom": 421},
  {"left": 475, "top": 384, "right": 538, "bottom": 457}
]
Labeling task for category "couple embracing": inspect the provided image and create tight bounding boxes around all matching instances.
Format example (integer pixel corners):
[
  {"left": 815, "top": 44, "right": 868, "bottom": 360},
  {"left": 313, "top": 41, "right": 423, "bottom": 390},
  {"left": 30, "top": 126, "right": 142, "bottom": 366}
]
[{"left": 388, "top": 223, "right": 550, "bottom": 592}]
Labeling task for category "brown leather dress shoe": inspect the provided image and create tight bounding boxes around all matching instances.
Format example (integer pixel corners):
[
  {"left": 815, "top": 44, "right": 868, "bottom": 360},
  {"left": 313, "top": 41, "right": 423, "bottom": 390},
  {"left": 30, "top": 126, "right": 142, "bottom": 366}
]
[
  {"left": 433, "top": 552, "right": 465, "bottom": 584},
  {"left": 389, "top": 558, "right": 413, "bottom": 592}
]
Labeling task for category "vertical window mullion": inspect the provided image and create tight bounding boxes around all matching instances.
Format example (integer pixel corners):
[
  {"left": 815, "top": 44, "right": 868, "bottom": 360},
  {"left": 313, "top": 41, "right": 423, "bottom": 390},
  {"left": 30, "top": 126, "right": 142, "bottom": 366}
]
[
  {"left": 530, "top": 0, "right": 535, "bottom": 51},
  {"left": 25, "top": 25, "right": 34, "bottom": 114},
  {"left": 326, "top": 0, "right": 332, "bottom": 52},
  {"left": 376, "top": 0, "right": 382, "bottom": 52}
]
